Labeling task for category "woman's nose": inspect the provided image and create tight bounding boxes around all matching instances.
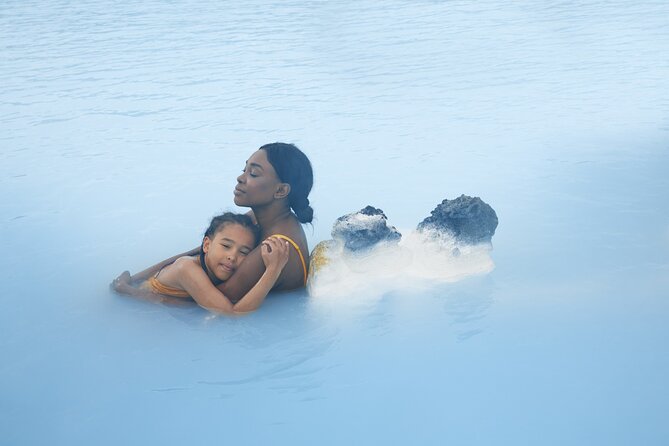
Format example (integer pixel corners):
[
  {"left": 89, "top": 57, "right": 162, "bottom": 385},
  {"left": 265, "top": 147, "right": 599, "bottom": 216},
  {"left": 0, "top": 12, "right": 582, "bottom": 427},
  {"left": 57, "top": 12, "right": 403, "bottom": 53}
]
[{"left": 236, "top": 172, "right": 245, "bottom": 183}]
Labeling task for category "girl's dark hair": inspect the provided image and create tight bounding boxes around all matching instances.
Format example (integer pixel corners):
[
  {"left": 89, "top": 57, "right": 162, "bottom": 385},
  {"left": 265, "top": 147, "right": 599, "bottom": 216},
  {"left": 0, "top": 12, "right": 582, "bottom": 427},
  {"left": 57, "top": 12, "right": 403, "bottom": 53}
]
[
  {"left": 203, "top": 212, "right": 260, "bottom": 245},
  {"left": 260, "top": 142, "right": 314, "bottom": 224}
]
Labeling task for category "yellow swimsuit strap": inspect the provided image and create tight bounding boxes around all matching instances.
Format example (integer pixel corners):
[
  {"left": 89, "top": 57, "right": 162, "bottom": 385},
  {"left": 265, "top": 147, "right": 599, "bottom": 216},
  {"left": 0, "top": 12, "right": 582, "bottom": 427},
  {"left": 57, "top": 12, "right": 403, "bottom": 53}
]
[{"left": 270, "top": 234, "right": 308, "bottom": 286}]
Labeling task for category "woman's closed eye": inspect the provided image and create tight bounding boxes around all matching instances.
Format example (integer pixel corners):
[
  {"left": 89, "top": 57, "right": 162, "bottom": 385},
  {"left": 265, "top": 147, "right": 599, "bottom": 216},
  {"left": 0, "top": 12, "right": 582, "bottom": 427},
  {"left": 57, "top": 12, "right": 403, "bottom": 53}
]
[{"left": 242, "top": 168, "right": 259, "bottom": 178}]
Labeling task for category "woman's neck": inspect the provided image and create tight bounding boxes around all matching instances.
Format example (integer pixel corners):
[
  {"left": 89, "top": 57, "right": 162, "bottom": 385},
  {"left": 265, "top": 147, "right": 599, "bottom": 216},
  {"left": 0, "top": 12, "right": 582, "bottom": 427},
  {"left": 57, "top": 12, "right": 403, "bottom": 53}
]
[{"left": 252, "top": 202, "right": 293, "bottom": 235}]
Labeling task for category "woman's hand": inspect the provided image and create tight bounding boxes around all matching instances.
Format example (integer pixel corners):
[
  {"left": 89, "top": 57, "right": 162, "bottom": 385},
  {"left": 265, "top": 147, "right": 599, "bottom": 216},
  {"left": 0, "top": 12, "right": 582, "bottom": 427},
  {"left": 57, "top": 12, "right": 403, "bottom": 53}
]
[
  {"left": 111, "top": 271, "right": 132, "bottom": 292},
  {"left": 260, "top": 237, "right": 290, "bottom": 273}
]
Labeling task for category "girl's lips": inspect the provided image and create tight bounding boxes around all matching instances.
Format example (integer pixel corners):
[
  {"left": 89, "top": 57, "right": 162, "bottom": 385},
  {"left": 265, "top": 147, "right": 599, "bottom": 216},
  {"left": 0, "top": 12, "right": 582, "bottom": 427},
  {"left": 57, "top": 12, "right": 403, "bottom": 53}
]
[{"left": 220, "top": 263, "right": 234, "bottom": 272}]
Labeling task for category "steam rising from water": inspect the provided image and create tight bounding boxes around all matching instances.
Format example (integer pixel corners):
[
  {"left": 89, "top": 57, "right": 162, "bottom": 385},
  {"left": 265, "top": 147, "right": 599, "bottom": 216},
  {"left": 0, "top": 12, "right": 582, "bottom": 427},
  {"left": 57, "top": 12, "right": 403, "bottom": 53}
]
[{"left": 308, "top": 229, "right": 495, "bottom": 301}]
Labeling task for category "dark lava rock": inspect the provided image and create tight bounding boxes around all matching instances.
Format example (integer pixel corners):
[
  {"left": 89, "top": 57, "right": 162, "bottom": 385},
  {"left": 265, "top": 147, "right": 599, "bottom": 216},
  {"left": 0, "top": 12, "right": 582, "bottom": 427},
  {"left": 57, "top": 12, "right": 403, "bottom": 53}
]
[
  {"left": 418, "top": 195, "right": 498, "bottom": 245},
  {"left": 331, "top": 206, "right": 402, "bottom": 252}
]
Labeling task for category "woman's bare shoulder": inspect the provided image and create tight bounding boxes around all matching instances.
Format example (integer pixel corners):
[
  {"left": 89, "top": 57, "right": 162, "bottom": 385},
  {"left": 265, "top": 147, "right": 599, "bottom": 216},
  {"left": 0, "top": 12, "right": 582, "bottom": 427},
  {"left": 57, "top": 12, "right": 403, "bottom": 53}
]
[
  {"left": 271, "top": 220, "right": 308, "bottom": 252},
  {"left": 272, "top": 217, "right": 307, "bottom": 240},
  {"left": 268, "top": 219, "right": 309, "bottom": 290}
]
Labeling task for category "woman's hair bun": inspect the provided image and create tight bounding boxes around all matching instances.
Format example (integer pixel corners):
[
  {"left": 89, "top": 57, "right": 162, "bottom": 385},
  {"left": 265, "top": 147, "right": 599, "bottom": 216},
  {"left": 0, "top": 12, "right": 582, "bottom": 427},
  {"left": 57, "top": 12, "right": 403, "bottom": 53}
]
[{"left": 293, "top": 197, "right": 313, "bottom": 224}]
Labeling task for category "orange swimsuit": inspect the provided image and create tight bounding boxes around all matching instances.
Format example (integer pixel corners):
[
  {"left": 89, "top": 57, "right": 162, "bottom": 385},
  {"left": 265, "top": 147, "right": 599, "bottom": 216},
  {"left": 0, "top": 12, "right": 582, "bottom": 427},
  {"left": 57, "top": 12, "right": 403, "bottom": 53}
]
[{"left": 143, "top": 275, "right": 191, "bottom": 298}]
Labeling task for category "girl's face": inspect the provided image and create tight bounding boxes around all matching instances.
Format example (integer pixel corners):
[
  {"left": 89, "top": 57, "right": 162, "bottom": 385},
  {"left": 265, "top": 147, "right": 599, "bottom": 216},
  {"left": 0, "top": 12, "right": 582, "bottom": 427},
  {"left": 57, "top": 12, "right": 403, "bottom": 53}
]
[
  {"left": 233, "top": 149, "right": 281, "bottom": 208},
  {"left": 202, "top": 223, "right": 256, "bottom": 281}
]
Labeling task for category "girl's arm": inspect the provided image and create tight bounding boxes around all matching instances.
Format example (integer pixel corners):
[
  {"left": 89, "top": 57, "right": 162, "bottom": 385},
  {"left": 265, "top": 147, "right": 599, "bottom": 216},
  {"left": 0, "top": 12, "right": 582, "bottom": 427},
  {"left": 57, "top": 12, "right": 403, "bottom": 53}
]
[
  {"left": 213, "top": 247, "right": 268, "bottom": 303},
  {"left": 129, "top": 248, "right": 199, "bottom": 283},
  {"left": 177, "top": 237, "right": 290, "bottom": 314}
]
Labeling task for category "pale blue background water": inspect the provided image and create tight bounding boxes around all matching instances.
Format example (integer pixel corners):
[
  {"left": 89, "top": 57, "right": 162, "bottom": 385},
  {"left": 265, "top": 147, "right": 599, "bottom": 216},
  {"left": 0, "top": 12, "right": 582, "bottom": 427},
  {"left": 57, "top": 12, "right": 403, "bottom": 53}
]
[{"left": 1, "top": 1, "right": 668, "bottom": 444}]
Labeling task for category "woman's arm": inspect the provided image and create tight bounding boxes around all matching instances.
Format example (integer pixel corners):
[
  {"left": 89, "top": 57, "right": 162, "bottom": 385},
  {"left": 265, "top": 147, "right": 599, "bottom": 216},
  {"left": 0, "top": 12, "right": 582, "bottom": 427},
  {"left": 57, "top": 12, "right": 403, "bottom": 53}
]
[
  {"left": 111, "top": 271, "right": 195, "bottom": 307},
  {"left": 178, "top": 237, "right": 290, "bottom": 314},
  {"left": 129, "top": 247, "right": 199, "bottom": 283}
]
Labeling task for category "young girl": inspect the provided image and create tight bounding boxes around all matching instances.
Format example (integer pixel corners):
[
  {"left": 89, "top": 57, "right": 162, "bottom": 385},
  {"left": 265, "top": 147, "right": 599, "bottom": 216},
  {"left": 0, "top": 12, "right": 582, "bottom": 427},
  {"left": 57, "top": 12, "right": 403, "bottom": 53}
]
[{"left": 112, "top": 212, "right": 290, "bottom": 314}]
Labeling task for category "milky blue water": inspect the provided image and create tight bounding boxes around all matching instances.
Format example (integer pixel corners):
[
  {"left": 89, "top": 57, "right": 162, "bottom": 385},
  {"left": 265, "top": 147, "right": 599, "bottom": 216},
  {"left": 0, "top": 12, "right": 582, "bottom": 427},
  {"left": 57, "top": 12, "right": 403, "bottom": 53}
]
[{"left": 2, "top": 1, "right": 668, "bottom": 444}]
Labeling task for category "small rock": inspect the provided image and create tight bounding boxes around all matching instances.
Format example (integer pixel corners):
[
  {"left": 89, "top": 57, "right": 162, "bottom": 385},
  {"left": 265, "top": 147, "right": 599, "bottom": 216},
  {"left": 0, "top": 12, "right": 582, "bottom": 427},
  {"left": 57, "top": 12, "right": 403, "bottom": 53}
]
[{"left": 331, "top": 206, "right": 402, "bottom": 252}]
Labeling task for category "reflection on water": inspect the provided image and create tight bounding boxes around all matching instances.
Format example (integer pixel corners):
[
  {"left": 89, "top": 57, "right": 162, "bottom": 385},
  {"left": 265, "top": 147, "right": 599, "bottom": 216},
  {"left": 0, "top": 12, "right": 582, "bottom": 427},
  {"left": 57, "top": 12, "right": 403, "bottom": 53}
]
[
  {"left": 442, "top": 280, "right": 495, "bottom": 342},
  {"left": 156, "top": 290, "right": 336, "bottom": 395}
]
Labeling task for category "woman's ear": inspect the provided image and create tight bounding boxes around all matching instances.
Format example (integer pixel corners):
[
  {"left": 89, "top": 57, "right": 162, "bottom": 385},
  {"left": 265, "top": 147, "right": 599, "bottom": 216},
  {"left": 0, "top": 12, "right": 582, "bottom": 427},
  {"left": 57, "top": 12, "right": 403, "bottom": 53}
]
[
  {"left": 202, "top": 236, "right": 211, "bottom": 254},
  {"left": 274, "top": 183, "right": 291, "bottom": 200}
]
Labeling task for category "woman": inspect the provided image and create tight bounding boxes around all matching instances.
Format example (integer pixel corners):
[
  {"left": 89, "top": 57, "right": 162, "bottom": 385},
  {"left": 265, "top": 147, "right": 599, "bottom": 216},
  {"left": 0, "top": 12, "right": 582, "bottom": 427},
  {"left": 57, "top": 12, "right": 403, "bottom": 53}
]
[
  {"left": 113, "top": 142, "right": 313, "bottom": 307},
  {"left": 225, "top": 142, "right": 313, "bottom": 300}
]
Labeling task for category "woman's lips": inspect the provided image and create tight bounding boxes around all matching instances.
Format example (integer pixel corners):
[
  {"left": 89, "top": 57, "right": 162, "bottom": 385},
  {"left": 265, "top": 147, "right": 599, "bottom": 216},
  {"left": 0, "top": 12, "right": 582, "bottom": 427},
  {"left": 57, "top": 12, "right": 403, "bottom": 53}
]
[{"left": 234, "top": 187, "right": 245, "bottom": 196}]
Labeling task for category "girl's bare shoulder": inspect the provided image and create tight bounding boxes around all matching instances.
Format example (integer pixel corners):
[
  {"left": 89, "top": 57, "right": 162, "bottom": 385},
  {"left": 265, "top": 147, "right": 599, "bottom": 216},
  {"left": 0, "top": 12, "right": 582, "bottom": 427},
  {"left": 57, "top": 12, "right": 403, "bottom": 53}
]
[
  {"left": 172, "top": 255, "right": 200, "bottom": 269},
  {"left": 163, "top": 256, "right": 201, "bottom": 278}
]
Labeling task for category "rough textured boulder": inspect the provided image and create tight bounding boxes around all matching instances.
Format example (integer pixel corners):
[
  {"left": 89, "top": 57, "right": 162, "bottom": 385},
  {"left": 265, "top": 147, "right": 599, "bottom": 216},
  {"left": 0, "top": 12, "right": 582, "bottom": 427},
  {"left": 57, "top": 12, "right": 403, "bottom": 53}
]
[
  {"left": 417, "top": 195, "right": 498, "bottom": 245},
  {"left": 331, "top": 206, "right": 402, "bottom": 252}
]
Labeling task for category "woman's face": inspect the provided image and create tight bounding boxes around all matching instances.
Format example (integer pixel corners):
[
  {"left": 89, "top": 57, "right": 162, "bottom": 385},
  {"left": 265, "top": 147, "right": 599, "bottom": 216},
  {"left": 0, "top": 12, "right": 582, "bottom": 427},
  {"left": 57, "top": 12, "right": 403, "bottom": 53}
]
[
  {"left": 203, "top": 224, "right": 255, "bottom": 281},
  {"left": 234, "top": 149, "right": 281, "bottom": 207}
]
